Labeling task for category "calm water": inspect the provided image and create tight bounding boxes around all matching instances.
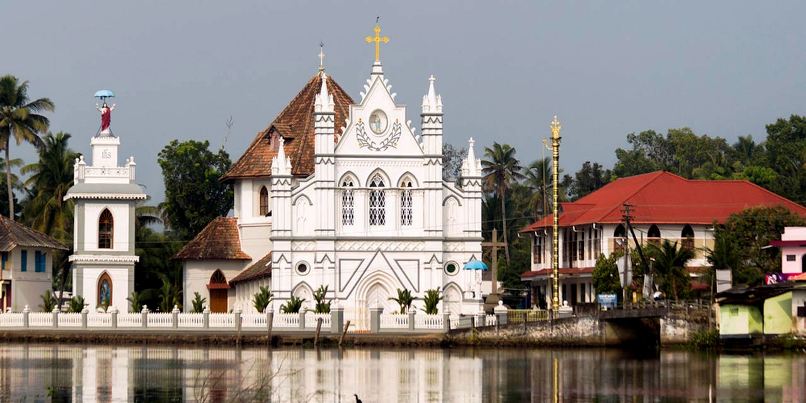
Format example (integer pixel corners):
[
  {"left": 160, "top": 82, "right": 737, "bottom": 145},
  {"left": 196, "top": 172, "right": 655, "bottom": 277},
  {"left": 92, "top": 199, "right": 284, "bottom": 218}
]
[{"left": 0, "top": 343, "right": 804, "bottom": 402}]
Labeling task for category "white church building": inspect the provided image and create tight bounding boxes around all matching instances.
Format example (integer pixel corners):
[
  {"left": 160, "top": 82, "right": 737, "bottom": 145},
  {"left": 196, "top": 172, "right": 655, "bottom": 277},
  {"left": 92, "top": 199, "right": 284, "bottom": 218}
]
[{"left": 177, "top": 24, "right": 484, "bottom": 323}]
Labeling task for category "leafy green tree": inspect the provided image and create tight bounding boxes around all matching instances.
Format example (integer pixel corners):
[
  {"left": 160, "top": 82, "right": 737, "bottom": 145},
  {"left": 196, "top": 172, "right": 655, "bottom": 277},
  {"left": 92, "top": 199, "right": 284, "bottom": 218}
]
[
  {"left": 523, "top": 157, "right": 554, "bottom": 217},
  {"left": 482, "top": 143, "right": 525, "bottom": 265},
  {"left": 0, "top": 75, "right": 54, "bottom": 219},
  {"left": 388, "top": 288, "right": 414, "bottom": 314},
  {"left": 592, "top": 254, "right": 622, "bottom": 297},
  {"left": 280, "top": 296, "right": 305, "bottom": 314},
  {"left": 127, "top": 291, "right": 144, "bottom": 313},
  {"left": 719, "top": 206, "right": 806, "bottom": 285},
  {"left": 157, "top": 272, "right": 182, "bottom": 312},
  {"left": 311, "top": 285, "right": 331, "bottom": 314},
  {"left": 762, "top": 115, "right": 806, "bottom": 203},
  {"left": 647, "top": 240, "right": 694, "bottom": 302},
  {"left": 442, "top": 143, "right": 466, "bottom": 182},
  {"left": 191, "top": 292, "right": 207, "bottom": 313},
  {"left": 569, "top": 161, "right": 611, "bottom": 200},
  {"left": 135, "top": 227, "right": 183, "bottom": 310},
  {"left": 68, "top": 295, "right": 85, "bottom": 313},
  {"left": 421, "top": 288, "right": 443, "bottom": 315},
  {"left": 39, "top": 290, "right": 57, "bottom": 312},
  {"left": 705, "top": 228, "right": 742, "bottom": 295},
  {"left": 157, "top": 140, "right": 232, "bottom": 240},
  {"left": 252, "top": 286, "right": 273, "bottom": 313}
]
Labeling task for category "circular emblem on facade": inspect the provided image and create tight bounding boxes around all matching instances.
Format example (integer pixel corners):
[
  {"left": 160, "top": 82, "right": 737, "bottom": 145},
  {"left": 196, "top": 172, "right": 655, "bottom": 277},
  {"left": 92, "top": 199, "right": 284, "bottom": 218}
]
[{"left": 368, "top": 109, "right": 388, "bottom": 135}]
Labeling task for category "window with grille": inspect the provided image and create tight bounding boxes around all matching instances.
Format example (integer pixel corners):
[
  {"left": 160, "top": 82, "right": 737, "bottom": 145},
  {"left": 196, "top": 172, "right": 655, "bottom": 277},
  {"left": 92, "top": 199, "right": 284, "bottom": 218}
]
[
  {"left": 369, "top": 174, "right": 386, "bottom": 226},
  {"left": 577, "top": 231, "right": 585, "bottom": 261},
  {"left": 259, "top": 186, "right": 269, "bottom": 216},
  {"left": 533, "top": 235, "right": 543, "bottom": 264},
  {"left": 341, "top": 178, "right": 355, "bottom": 226},
  {"left": 400, "top": 179, "right": 413, "bottom": 226},
  {"left": 99, "top": 209, "right": 113, "bottom": 249}
]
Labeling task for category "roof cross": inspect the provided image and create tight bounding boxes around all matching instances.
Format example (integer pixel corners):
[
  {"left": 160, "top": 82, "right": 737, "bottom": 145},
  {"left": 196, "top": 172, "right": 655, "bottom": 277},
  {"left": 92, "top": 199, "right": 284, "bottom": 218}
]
[
  {"left": 319, "top": 42, "right": 325, "bottom": 72},
  {"left": 365, "top": 20, "right": 390, "bottom": 63}
]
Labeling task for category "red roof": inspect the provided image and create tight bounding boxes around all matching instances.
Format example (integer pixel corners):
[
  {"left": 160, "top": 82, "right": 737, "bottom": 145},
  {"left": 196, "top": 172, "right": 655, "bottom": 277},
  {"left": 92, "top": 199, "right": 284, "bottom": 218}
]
[
  {"left": 222, "top": 73, "right": 353, "bottom": 180},
  {"left": 769, "top": 240, "right": 806, "bottom": 248},
  {"left": 522, "top": 171, "right": 806, "bottom": 232},
  {"left": 174, "top": 217, "right": 251, "bottom": 261}
]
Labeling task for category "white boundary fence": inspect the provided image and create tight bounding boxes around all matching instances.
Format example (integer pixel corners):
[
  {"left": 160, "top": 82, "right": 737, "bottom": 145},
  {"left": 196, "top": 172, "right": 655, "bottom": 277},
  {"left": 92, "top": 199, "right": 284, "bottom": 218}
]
[{"left": 0, "top": 304, "right": 509, "bottom": 334}]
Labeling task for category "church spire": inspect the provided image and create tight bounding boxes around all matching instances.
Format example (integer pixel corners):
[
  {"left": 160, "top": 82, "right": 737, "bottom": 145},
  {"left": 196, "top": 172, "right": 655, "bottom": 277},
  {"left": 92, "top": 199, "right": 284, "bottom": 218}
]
[
  {"left": 315, "top": 72, "right": 334, "bottom": 113},
  {"left": 421, "top": 75, "right": 442, "bottom": 114},
  {"left": 272, "top": 136, "right": 292, "bottom": 175}
]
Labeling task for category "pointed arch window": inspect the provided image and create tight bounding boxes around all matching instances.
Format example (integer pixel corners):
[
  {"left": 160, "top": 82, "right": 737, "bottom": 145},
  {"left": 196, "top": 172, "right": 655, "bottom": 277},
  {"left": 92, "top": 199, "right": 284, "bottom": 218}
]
[
  {"left": 98, "top": 272, "right": 112, "bottom": 307},
  {"left": 341, "top": 177, "right": 355, "bottom": 226},
  {"left": 259, "top": 186, "right": 269, "bottom": 216},
  {"left": 369, "top": 174, "right": 386, "bottom": 226},
  {"left": 400, "top": 178, "right": 413, "bottom": 226},
  {"left": 681, "top": 224, "right": 695, "bottom": 251},
  {"left": 98, "top": 209, "right": 113, "bottom": 249}
]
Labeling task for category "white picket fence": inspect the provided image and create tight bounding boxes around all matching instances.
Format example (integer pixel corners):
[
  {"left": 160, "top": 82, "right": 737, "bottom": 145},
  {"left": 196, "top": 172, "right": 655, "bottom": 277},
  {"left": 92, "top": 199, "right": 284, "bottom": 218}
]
[
  {"left": 58, "top": 313, "right": 82, "bottom": 327},
  {"left": 209, "top": 313, "right": 234, "bottom": 328},
  {"left": 87, "top": 313, "right": 112, "bottom": 327},
  {"left": 241, "top": 313, "right": 267, "bottom": 328},
  {"left": 274, "top": 313, "right": 300, "bottom": 328},
  {"left": 415, "top": 314, "right": 444, "bottom": 330},
  {"left": 28, "top": 313, "right": 53, "bottom": 327},
  {"left": 380, "top": 314, "right": 408, "bottom": 329},
  {"left": 306, "top": 313, "right": 331, "bottom": 328},
  {"left": 117, "top": 313, "right": 142, "bottom": 327},
  {"left": 146, "top": 313, "right": 173, "bottom": 328},
  {"left": 486, "top": 314, "right": 497, "bottom": 326},
  {"left": 178, "top": 313, "right": 204, "bottom": 328},
  {"left": 0, "top": 313, "right": 24, "bottom": 327}
]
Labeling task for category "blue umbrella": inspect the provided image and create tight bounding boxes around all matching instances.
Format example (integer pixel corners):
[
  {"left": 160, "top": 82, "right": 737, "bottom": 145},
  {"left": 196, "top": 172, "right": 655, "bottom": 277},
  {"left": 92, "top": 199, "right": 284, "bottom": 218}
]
[
  {"left": 94, "top": 89, "right": 115, "bottom": 98},
  {"left": 463, "top": 259, "right": 488, "bottom": 271}
]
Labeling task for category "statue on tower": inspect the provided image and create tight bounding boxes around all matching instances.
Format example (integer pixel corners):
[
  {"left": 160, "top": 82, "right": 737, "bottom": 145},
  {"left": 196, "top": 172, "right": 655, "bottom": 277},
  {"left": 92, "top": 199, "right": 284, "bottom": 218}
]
[{"left": 94, "top": 89, "right": 116, "bottom": 135}]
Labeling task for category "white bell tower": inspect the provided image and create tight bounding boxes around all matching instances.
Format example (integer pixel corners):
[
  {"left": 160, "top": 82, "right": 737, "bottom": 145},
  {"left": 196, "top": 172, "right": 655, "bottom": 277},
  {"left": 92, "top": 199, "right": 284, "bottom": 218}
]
[{"left": 65, "top": 91, "right": 147, "bottom": 312}]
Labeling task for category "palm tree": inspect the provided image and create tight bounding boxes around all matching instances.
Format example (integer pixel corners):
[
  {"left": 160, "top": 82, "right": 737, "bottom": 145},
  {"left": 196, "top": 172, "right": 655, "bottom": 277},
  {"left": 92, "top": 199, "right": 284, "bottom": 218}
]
[
  {"left": 647, "top": 240, "right": 695, "bottom": 302},
  {"left": 481, "top": 143, "right": 525, "bottom": 265},
  {"left": 0, "top": 75, "right": 54, "bottom": 220},
  {"left": 523, "top": 157, "right": 552, "bottom": 218},
  {"left": 388, "top": 288, "right": 414, "bottom": 314}
]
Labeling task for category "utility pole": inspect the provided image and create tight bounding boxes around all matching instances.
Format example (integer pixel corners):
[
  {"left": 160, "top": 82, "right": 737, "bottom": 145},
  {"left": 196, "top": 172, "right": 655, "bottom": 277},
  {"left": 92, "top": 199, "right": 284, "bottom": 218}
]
[{"left": 622, "top": 203, "right": 651, "bottom": 304}]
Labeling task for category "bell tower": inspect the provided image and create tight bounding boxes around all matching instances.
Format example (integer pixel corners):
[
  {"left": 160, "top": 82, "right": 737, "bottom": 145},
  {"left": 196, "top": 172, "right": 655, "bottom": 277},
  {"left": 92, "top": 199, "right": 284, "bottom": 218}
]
[{"left": 65, "top": 91, "right": 147, "bottom": 312}]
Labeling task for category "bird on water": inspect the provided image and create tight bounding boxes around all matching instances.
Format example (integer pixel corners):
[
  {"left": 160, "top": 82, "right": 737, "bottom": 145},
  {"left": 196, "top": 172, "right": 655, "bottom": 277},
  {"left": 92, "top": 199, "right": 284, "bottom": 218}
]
[{"left": 354, "top": 393, "right": 362, "bottom": 403}]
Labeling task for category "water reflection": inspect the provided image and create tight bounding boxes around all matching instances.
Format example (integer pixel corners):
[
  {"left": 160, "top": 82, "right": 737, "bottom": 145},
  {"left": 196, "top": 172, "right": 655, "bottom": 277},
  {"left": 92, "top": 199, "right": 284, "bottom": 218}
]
[{"left": 0, "top": 344, "right": 804, "bottom": 402}]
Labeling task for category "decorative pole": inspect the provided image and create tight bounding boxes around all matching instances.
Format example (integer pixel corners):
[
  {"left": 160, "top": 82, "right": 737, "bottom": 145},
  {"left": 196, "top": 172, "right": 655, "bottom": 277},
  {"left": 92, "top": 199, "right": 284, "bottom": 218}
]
[{"left": 550, "top": 116, "right": 562, "bottom": 312}]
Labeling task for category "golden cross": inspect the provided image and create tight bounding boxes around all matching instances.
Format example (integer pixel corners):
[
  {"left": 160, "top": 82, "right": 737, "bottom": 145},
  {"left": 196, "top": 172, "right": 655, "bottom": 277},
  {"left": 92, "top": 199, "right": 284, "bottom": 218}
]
[{"left": 365, "top": 23, "right": 390, "bottom": 62}]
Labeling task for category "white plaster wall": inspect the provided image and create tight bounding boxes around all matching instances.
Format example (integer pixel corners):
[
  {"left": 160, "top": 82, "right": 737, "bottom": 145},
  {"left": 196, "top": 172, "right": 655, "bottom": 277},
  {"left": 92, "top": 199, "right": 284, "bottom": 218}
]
[
  {"left": 82, "top": 202, "right": 131, "bottom": 252},
  {"left": 238, "top": 223, "right": 271, "bottom": 264},
  {"left": 11, "top": 279, "right": 52, "bottom": 312},
  {"left": 80, "top": 267, "right": 131, "bottom": 312},
  {"left": 182, "top": 260, "right": 248, "bottom": 312},
  {"left": 233, "top": 277, "right": 271, "bottom": 313}
]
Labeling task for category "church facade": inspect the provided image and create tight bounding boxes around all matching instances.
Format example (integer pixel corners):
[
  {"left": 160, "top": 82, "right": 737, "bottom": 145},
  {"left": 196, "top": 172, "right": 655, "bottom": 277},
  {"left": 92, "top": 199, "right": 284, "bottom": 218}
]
[{"left": 177, "top": 26, "right": 484, "bottom": 322}]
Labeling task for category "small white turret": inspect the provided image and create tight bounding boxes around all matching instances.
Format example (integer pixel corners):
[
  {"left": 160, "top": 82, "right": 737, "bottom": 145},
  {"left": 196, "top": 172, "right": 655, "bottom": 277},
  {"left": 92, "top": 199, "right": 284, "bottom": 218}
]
[
  {"left": 421, "top": 75, "right": 443, "bottom": 114},
  {"left": 315, "top": 72, "right": 334, "bottom": 113},
  {"left": 272, "top": 136, "right": 292, "bottom": 176},
  {"left": 462, "top": 137, "right": 481, "bottom": 178}
]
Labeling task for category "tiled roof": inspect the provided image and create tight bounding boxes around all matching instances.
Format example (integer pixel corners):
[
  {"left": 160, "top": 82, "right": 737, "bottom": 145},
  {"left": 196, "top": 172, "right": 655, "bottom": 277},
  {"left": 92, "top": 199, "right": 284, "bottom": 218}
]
[
  {"left": 174, "top": 217, "right": 251, "bottom": 260},
  {"left": 222, "top": 73, "right": 354, "bottom": 180},
  {"left": 229, "top": 252, "right": 272, "bottom": 285},
  {"left": 0, "top": 216, "right": 68, "bottom": 252},
  {"left": 522, "top": 171, "right": 806, "bottom": 232}
]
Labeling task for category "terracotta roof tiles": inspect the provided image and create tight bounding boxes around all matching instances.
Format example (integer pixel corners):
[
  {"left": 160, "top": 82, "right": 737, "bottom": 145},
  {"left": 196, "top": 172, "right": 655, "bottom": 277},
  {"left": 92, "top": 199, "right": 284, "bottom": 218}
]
[
  {"left": 229, "top": 252, "right": 272, "bottom": 285},
  {"left": 0, "top": 216, "right": 68, "bottom": 252},
  {"left": 174, "top": 217, "right": 251, "bottom": 260}
]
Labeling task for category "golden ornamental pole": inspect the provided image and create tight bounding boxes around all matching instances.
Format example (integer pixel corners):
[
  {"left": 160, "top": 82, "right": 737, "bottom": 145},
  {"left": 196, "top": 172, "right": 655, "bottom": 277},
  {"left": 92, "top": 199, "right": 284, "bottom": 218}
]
[{"left": 550, "top": 115, "right": 562, "bottom": 312}]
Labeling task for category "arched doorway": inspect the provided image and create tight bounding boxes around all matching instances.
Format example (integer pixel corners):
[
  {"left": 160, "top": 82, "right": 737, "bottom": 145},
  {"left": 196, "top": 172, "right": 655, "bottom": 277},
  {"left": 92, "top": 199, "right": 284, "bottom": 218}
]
[
  {"left": 353, "top": 271, "right": 398, "bottom": 330},
  {"left": 207, "top": 270, "right": 229, "bottom": 313},
  {"left": 98, "top": 272, "right": 113, "bottom": 308}
]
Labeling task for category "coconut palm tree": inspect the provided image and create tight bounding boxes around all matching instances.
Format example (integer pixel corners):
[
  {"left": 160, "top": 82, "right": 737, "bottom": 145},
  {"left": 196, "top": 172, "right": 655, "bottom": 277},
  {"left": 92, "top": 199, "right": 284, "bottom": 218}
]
[
  {"left": 523, "top": 157, "right": 553, "bottom": 218},
  {"left": 647, "top": 240, "right": 695, "bottom": 302},
  {"left": 0, "top": 75, "right": 54, "bottom": 220},
  {"left": 481, "top": 143, "right": 525, "bottom": 265}
]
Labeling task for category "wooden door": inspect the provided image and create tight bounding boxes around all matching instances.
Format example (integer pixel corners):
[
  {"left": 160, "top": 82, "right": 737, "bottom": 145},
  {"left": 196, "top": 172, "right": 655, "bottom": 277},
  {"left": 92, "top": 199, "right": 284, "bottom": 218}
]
[{"left": 210, "top": 289, "right": 227, "bottom": 313}]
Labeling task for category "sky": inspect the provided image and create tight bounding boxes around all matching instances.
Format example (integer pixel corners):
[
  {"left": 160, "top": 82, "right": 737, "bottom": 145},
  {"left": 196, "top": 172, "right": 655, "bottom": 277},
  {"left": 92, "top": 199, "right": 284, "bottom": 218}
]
[{"left": 2, "top": 1, "right": 805, "bottom": 203}]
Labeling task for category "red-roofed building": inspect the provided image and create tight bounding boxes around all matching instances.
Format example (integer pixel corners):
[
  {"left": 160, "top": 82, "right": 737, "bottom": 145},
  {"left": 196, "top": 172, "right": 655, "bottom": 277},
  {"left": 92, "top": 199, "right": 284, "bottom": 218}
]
[{"left": 520, "top": 171, "right": 806, "bottom": 308}]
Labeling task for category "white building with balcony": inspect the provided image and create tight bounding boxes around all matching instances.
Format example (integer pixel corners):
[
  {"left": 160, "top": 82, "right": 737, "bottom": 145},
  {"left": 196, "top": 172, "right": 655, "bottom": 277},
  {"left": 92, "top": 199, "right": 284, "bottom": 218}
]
[
  {"left": 177, "top": 34, "right": 483, "bottom": 323},
  {"left": 520, "top": 171, "right": 806, "bottom": 308}
]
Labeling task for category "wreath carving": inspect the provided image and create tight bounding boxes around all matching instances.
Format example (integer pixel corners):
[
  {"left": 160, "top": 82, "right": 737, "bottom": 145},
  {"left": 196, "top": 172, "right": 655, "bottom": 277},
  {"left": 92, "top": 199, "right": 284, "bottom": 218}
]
[{"left": 356, "top": 120, "right": 402, "bottom": 151}]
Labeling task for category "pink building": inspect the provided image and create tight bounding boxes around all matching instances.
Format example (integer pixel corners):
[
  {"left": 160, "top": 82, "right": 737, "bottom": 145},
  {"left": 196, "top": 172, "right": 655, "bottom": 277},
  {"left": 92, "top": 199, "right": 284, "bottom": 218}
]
[{"left": 771, "top": 227, "right": 806, "bottom": 280}]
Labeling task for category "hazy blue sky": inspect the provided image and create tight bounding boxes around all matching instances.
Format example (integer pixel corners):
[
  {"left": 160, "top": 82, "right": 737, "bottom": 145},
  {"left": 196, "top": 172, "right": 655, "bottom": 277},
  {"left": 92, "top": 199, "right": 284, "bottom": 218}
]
[{"left": 2, "top": 1, "right": 805, "bottom": 202}]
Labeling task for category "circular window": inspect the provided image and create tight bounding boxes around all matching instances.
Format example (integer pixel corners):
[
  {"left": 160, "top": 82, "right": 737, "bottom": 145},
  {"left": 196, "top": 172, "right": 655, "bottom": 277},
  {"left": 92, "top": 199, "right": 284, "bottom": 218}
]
[
  {"left": 296, "top": 262, "right": 309, "bottom": 276},
  {"left": 368, "top": 109, "right": 388, "bottom": 135},
  {"left": 445, "top": 262, "right": 458, "bottom": 276}
]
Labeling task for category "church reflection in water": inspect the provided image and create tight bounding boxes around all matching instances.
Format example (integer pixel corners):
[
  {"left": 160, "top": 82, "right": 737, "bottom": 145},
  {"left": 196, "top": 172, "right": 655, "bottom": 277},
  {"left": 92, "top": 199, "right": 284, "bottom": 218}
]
[{"left": 0, "top": 344, "right": 805, "bottom": 401}]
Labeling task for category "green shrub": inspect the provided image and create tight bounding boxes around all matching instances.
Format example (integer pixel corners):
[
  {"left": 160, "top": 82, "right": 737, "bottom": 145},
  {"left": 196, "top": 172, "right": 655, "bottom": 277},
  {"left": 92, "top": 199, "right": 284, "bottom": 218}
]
[
  {"left": 280, "top": 295, "right": 305, "bottom": 313},
  {"left": 192, "top": 292, "right": 207, "bottom": 313},
  {"left": 252, "top": 287, "right": 273, "bottom": 313},
  {"left": 422, "top": 288, "right": 443, "bottom": 315}
]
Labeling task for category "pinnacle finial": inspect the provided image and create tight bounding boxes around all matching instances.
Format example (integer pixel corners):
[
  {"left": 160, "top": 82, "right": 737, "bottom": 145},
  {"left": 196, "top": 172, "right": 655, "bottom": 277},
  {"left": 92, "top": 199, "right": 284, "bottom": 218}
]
[
  {"left": 318, "top": 42, "right": 325, "bottom": 72},
  {"left": 422, "top": 74, "right": 442, "bottom": 114},
  {"left": 550, "top": 115, "right": 561, "bottom": 139}
]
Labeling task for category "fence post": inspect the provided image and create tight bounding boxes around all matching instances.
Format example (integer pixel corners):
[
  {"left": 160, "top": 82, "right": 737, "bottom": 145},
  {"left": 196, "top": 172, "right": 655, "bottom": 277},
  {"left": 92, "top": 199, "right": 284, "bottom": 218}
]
[
  {"left": 408, "top": 307, "right": 416, "bottom": 331},
  {"left": 141, "top": 305, "right": 148, "bottom": 328},
  {"left": 52, "top": 306, "right": 59, "bottom": 329},
  {"left": 234, "top": 309, "right": 242, "bottom": 332},
  {"left": 298, "top": 310, "right": 306, "bottom": 329},
  {"left": 172, "top": 305, "right": 180, "bottom": 329},
  {"left": 81, "top": 306, "right": 88, "bottom": 329},
  {"left": 370, "top": 306, "right": 382, "bottom": 334},
  {"left": 266, "top": 305, "right": 274, "bottom": 331},
  {"left": 110, "top": 306, "right": 118, "bottom": 329},
  {"left": 22, "top": 305, "right": 30, "bottom": 328},
  {"left": 476, "top": 309, "right": 486, "bottom": 328},
  {"left": 494, "top": 301, "right": 508, "bottom": 326},
  {"left": 331, "top": 304, "right": 343, "bottom": 335},
  {"left": 203, "top": 307, "right": 210, "bottom": 329},
  {"left": 443, "top": 311, "right": 451, "bottom": 333}
]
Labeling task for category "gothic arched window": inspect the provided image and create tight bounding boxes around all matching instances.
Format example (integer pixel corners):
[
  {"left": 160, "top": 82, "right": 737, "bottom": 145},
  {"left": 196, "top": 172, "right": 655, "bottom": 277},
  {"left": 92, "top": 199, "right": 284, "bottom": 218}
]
[
  {"left": 369, "top": 174, "right": 386, "bottom": 226},
  {"left": 400, "top": 177, "right": 413, "bottom": 226},
  {"left": 341, "top": 177, "right": 355, "bottom": 226},
  {"left": 259, "top": 186, "right": 269, "bottom": 216},
  {"left": 98, "top": 272, "right": 112, "bottom": 307},
  {"left": 681, "top": 224, "right": 694, "bottom": 251},
  {"left": 98, "top": 209, "right": 113, "bottom": 249}
]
